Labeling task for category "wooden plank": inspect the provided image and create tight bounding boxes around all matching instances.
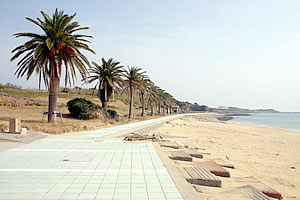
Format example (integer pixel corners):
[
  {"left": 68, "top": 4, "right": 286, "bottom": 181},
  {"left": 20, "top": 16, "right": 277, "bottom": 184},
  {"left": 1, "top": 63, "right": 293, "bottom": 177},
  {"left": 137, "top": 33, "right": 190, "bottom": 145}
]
[
  {"left": 193, "top": 160, "right": 231, "bottom": 177},
  {"left": 193, "top": 185, "right": 203, "bottom": 193},
  {"left": 234, "top": 176, "right": 282, "bottom": 199},
  {"left": 211, "top": 158, "right": 235, "bottom": 169},
  {"left": 185, "top": 149, "right": 203, "bottom": 158},
  {"left": 169, "top": 151, "right": 192, "bottom": 161},
  {"left": 237, "top": 185, "right": 272, "bottom": 200},
  {"left": 183, "top": 166, "right": 221, "bottom": 187},
  {"left": 158, "top": 141, "right": 179, "bottom": 149}
]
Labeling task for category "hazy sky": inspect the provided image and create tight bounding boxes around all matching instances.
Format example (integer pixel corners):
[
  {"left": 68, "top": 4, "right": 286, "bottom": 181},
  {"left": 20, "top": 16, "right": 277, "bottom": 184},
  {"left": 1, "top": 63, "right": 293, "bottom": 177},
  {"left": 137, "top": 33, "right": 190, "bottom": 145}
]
[{"left": 1, "top": 0, "right": 299, "bottom": 111}]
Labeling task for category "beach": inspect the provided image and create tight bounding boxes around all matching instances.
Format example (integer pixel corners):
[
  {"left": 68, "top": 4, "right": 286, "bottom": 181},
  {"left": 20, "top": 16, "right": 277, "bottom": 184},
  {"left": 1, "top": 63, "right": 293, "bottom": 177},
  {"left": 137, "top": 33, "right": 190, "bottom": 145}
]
[{"left": 151, "top": 113, "right": 300, "bottom": 199}]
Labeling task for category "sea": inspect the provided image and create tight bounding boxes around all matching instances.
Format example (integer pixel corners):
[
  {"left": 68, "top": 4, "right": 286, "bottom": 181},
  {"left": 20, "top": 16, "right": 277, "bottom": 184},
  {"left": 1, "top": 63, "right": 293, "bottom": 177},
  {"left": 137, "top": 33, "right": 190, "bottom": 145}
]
[{"left": 229, "top": 112, "right": 300, "bottom": 132}]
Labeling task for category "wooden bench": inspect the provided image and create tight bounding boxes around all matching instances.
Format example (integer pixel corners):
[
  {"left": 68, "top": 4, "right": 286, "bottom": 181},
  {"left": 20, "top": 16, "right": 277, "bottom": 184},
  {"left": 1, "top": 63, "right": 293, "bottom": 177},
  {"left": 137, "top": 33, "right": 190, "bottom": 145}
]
[
  {"left": 42, "top": 111, "right": 63, "bottom": 123},
  {"left": 211, "top": 158, "right": 235, "bottom": 169},
  {"left": 185, "top": 149, "right": 203, "bottom": 158},
  {"left": 234, "top": 176, "right": 282, "bottom": 199},
  {"left": 158, "top": 141, "right": 179, "bottom": 149},
  {"left": 237, "top": 185, "right": 272, "bottom": 200},
  {"left": 192, "top": 160, "right": 231, "bottom": 178},
  {"left": 169, "top": 151, "right": 192, "bottom": 161},
  {"left": 180, "top": 166, "right": 221, "bottom": 187}
]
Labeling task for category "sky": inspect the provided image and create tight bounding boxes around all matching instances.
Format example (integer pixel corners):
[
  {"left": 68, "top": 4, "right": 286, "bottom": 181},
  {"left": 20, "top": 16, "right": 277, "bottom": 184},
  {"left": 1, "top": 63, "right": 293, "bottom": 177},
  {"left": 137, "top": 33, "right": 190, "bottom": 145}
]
[{"left": 0, "top": 0, "right": 300, "bottom": 112}]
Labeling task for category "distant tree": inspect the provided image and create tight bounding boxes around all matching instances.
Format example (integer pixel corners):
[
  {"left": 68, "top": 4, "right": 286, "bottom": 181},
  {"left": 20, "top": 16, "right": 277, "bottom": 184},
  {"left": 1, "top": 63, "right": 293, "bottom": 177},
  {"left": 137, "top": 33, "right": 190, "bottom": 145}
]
[
  {"left": 86, "top": 58, "right": 124, "bottom": 109},
  {"left": 11, "top": 9, "right": 94, "bottom": 123},
  {"left": 138, "top": 77, "right": 151, "bottom": 116},
  {"left": 146, "top": 81, "right": 158, "bottom": 116},
  {"left": 191, "top": 103, "right": 208, "bottom": 112},
  {"left": 124, "top": 66, "right": 146, "bottom": 119}
]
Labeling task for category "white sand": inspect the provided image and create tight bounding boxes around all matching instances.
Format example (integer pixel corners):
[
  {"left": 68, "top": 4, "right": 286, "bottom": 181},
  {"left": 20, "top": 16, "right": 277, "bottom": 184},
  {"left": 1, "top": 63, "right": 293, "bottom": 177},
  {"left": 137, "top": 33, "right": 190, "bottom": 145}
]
[{"left": 151, "top": 113, "right": 300, "bottom": 199}]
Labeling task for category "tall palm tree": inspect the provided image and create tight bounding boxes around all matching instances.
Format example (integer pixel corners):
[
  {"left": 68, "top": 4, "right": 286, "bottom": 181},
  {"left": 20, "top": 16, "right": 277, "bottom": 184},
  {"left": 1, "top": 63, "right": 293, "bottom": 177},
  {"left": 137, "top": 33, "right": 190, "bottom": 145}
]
[
  {"left": 87, "top": 58, "right": 124, "bottom": 109},
  {"left": 155, "top": 86, "right": 165, "bottom": 115},
  {"left": 147, "top": 81, "right": 158, "bottom": 116},
  {"left": 124, "top": 66, "right": 146, "bottom": 119},
  {"left": 11, "top": 9, "right": 94, "bottom": 123},
  {"left": 138, "top": 76, "right": 151, "bottom": 116}
]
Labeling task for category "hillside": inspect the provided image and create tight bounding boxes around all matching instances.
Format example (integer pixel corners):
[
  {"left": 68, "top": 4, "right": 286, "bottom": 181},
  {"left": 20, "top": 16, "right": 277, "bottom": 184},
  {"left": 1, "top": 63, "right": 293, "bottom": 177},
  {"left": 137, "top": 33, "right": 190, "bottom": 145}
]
[{"left": 0, "top": 88, "right": 173, "bottom": 134}]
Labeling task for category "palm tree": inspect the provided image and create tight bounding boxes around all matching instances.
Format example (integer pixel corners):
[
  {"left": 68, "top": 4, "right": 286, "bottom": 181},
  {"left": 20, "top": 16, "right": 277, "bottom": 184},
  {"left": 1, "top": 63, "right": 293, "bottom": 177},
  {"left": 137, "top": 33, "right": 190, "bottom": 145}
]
[
  {"left": 147, "top": 81, "right": 158, "bottom": 116},
  {"left": 11, "top": 9, "right": 94, "bottom": 123},
  {"left": 124, "top": 66, "right": 146, "bottom": 119},
  {"left": 139, "top": 77, "right": 151, "bottom": 116},
  {"left": 155, "top": 86, "right": 165, "bottom": 115},
  {"left": 87, "top": 58, "right": 124, "bottom": 109}
]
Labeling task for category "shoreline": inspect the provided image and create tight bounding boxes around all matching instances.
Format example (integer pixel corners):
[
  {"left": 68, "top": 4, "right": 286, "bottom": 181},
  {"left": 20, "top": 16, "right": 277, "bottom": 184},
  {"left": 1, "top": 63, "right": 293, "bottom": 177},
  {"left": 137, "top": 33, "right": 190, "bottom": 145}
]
[
  {"left": 227, "top": 112, "right": 300, "bottom": 133},
  {"left": 150, "top": 113, "right": 300, "bottom": 199},
  {"left": 229, "top": 120, "right": 300, "bottom": 133}
]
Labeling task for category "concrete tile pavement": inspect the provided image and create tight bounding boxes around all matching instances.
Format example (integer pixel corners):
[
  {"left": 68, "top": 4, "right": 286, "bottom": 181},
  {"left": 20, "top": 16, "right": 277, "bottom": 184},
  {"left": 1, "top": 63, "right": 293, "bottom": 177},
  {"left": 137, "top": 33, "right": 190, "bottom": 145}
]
[{"left": 0, "top": 115, "right": 184, "bottom": 200}]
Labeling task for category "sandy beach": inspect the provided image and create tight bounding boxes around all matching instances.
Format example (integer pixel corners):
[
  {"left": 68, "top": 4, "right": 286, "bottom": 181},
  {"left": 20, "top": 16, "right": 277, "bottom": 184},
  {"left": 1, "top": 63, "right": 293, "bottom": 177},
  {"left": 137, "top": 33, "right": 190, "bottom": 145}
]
[{"left": 151, "top": 113, "right": 300, "bottom": 199}]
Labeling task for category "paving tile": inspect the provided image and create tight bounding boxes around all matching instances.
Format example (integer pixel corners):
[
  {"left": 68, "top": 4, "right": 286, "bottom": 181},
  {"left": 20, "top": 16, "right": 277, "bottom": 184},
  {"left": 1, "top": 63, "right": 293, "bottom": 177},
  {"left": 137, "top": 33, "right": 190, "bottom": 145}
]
[
  {"left": 131, "top": 192, "right": 148, "bottom": 199},
  {"left": 113, "top": 192, "right": 131, "bottom": 199},
  {"left": 164, "top": 192, "right": 183, "bottom": 199},
  {"left": 0, "top": 115, "right": 184, "bottom": 200},
  {"left": 77, "top": 192, "right": 97, "bottom": 199},
  {"left": 148, "top": 192, "right": 167, "bottom": 199},
  {"left": 60, "top": 193, "right": 79, "bottom": 199},
  {"left": 95, "top": 192, "right": 114, "bottom": 199},
  {"left": 98, "top": 188, "right": 115, "bottom": 193},
  {"left": 64, "top": 187, "right": 83, "bottom": 193}
]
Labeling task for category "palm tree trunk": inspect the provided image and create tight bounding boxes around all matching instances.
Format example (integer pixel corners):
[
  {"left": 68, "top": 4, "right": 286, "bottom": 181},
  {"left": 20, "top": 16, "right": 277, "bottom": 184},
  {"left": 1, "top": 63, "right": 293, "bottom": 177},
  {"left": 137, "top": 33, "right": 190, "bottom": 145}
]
[
  {"left": 48, "top": 70, "right": 60, "bottom": 123},
  {"left": 169, "top": 106, "right": 172, "bottom": 114},
  {"left": 151, "top": 102, "right": 154, "bottom": 116},
  {"left": 162, "top": 105, "right": 165, "bottom": 114},
  {"left": 129, "top": 85, "right": 134, "bottom": 119},
  {"left": 141, "top": 92, "right": 145, "bottom": 116},
  {"left": 158, "top": 102, "right": 161, "bottom": 115},
  {"left": 103, "top": 82, "right": 108, "bottom": 109},
  {"left": 112, "top": 86, "right": 115, "bottom": 100},
  {"left": 98, "top": 84, "right": 102, "bottom": 106}
]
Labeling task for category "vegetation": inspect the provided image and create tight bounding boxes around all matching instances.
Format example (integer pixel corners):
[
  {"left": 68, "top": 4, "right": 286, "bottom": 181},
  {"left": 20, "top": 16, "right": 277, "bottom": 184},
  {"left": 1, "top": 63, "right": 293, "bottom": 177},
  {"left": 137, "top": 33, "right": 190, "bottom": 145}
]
[
  {"left": 8, "top": 8, "right": 204, "bottom": 130},
  {"left": 11, "top": 9, "right": 94, "bottom": 123},
  {"left": 106, "top": 109, "right": 118, "bottom": 120},
  {"left": 67, "top": 98, "right": 101, "bottom": 119},
  {"left": 0, "top": 83, "right": 22, "bottom": 90},
  {"left": 86, "top": 58, "right": 124, "bottom": 109},
  {"left": 123, "top": 66, "right": 146, "bottom": 119},
  {"left": 190, "top": 103, "right": 208, "bottom": 112}
]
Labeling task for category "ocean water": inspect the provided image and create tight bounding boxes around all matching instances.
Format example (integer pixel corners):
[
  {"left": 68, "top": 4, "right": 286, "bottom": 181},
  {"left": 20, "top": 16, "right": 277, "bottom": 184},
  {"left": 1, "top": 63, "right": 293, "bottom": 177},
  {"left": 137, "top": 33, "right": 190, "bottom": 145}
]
[{"left": 230, "top": 112, "right": 300, "bottom": 132}]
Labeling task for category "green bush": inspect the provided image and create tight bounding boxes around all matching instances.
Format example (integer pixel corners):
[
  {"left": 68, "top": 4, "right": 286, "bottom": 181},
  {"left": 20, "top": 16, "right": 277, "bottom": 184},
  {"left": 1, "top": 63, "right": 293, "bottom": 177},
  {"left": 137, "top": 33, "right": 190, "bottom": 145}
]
[
  {"left": 25, "top": 102, "right": 42, "bottom": 106},
  {"left": 67, "top": 98, "right": 101, "bottom": 119},
  {"left": 106, "top": 109, "right": 118, "bottom": 120},
  {"left": 0, "top": 83, "right": 22, "bottom": 90}
]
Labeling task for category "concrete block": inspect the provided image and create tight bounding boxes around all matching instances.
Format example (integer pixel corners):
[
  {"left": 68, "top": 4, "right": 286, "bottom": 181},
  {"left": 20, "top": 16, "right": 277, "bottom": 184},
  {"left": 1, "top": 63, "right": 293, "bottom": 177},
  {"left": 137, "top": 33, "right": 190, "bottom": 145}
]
[{"left": 9, "top": 118, "right": 21, "bottom": 133}]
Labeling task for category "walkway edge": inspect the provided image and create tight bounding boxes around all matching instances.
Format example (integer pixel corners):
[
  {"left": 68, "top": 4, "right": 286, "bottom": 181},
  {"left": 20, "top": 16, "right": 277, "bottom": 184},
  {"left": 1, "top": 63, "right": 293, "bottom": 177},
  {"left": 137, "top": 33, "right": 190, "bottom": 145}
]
[
  {"left": 101, "top": 115, "right": 184, "bottom": 138},
  {"left": 153, "top": 142, "right": 200, "bottom": 200}
]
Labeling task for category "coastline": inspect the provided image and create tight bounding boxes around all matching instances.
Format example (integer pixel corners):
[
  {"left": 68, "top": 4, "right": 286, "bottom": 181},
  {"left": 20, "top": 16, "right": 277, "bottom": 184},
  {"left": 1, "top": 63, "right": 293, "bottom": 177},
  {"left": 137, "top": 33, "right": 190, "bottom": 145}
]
[
  {"left": 229, "top": 112, "right": 300, "bottom": 133},
  {"left": 150, "top": 113, "right": 300, "bottom": 199},
  {"left": 229, "top": 120, "right": 300, "bottom": 133}
]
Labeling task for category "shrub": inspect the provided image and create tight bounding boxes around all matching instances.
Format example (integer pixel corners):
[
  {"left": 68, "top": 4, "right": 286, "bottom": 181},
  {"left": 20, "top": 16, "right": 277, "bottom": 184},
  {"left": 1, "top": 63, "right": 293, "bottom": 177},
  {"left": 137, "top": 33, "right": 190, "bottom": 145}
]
[
  {"left": 61, "top": 88, "right": 69, "bottom": 93},
  {"left": 106, "top": 109, "right": 118, "bottom": 120},
  {"left": 67, "top": 98, "right": 101, "bottom": 119},
  {"left": 0, "top": 83, "right": 22, "bottom": 90},
  {"left": 25, "top": 102, "right": 42, "bottom": 106}
]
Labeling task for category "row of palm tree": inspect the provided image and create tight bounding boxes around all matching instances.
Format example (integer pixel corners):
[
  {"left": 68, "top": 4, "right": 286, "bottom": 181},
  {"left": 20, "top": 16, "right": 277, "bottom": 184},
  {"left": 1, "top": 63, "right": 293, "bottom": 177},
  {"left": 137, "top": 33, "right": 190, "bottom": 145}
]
[
  {"left": 10, "top": 9, "right": 177, "bottom": 123},
  {"left": 86, "top": 58, "right": 177, "bottom": 119}
]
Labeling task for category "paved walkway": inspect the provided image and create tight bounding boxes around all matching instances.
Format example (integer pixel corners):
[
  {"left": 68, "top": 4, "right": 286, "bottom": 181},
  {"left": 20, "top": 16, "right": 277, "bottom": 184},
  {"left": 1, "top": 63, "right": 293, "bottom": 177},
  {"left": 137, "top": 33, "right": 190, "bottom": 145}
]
[{"left": 0, "top": 115, "right": 184, "bottom": 200}]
